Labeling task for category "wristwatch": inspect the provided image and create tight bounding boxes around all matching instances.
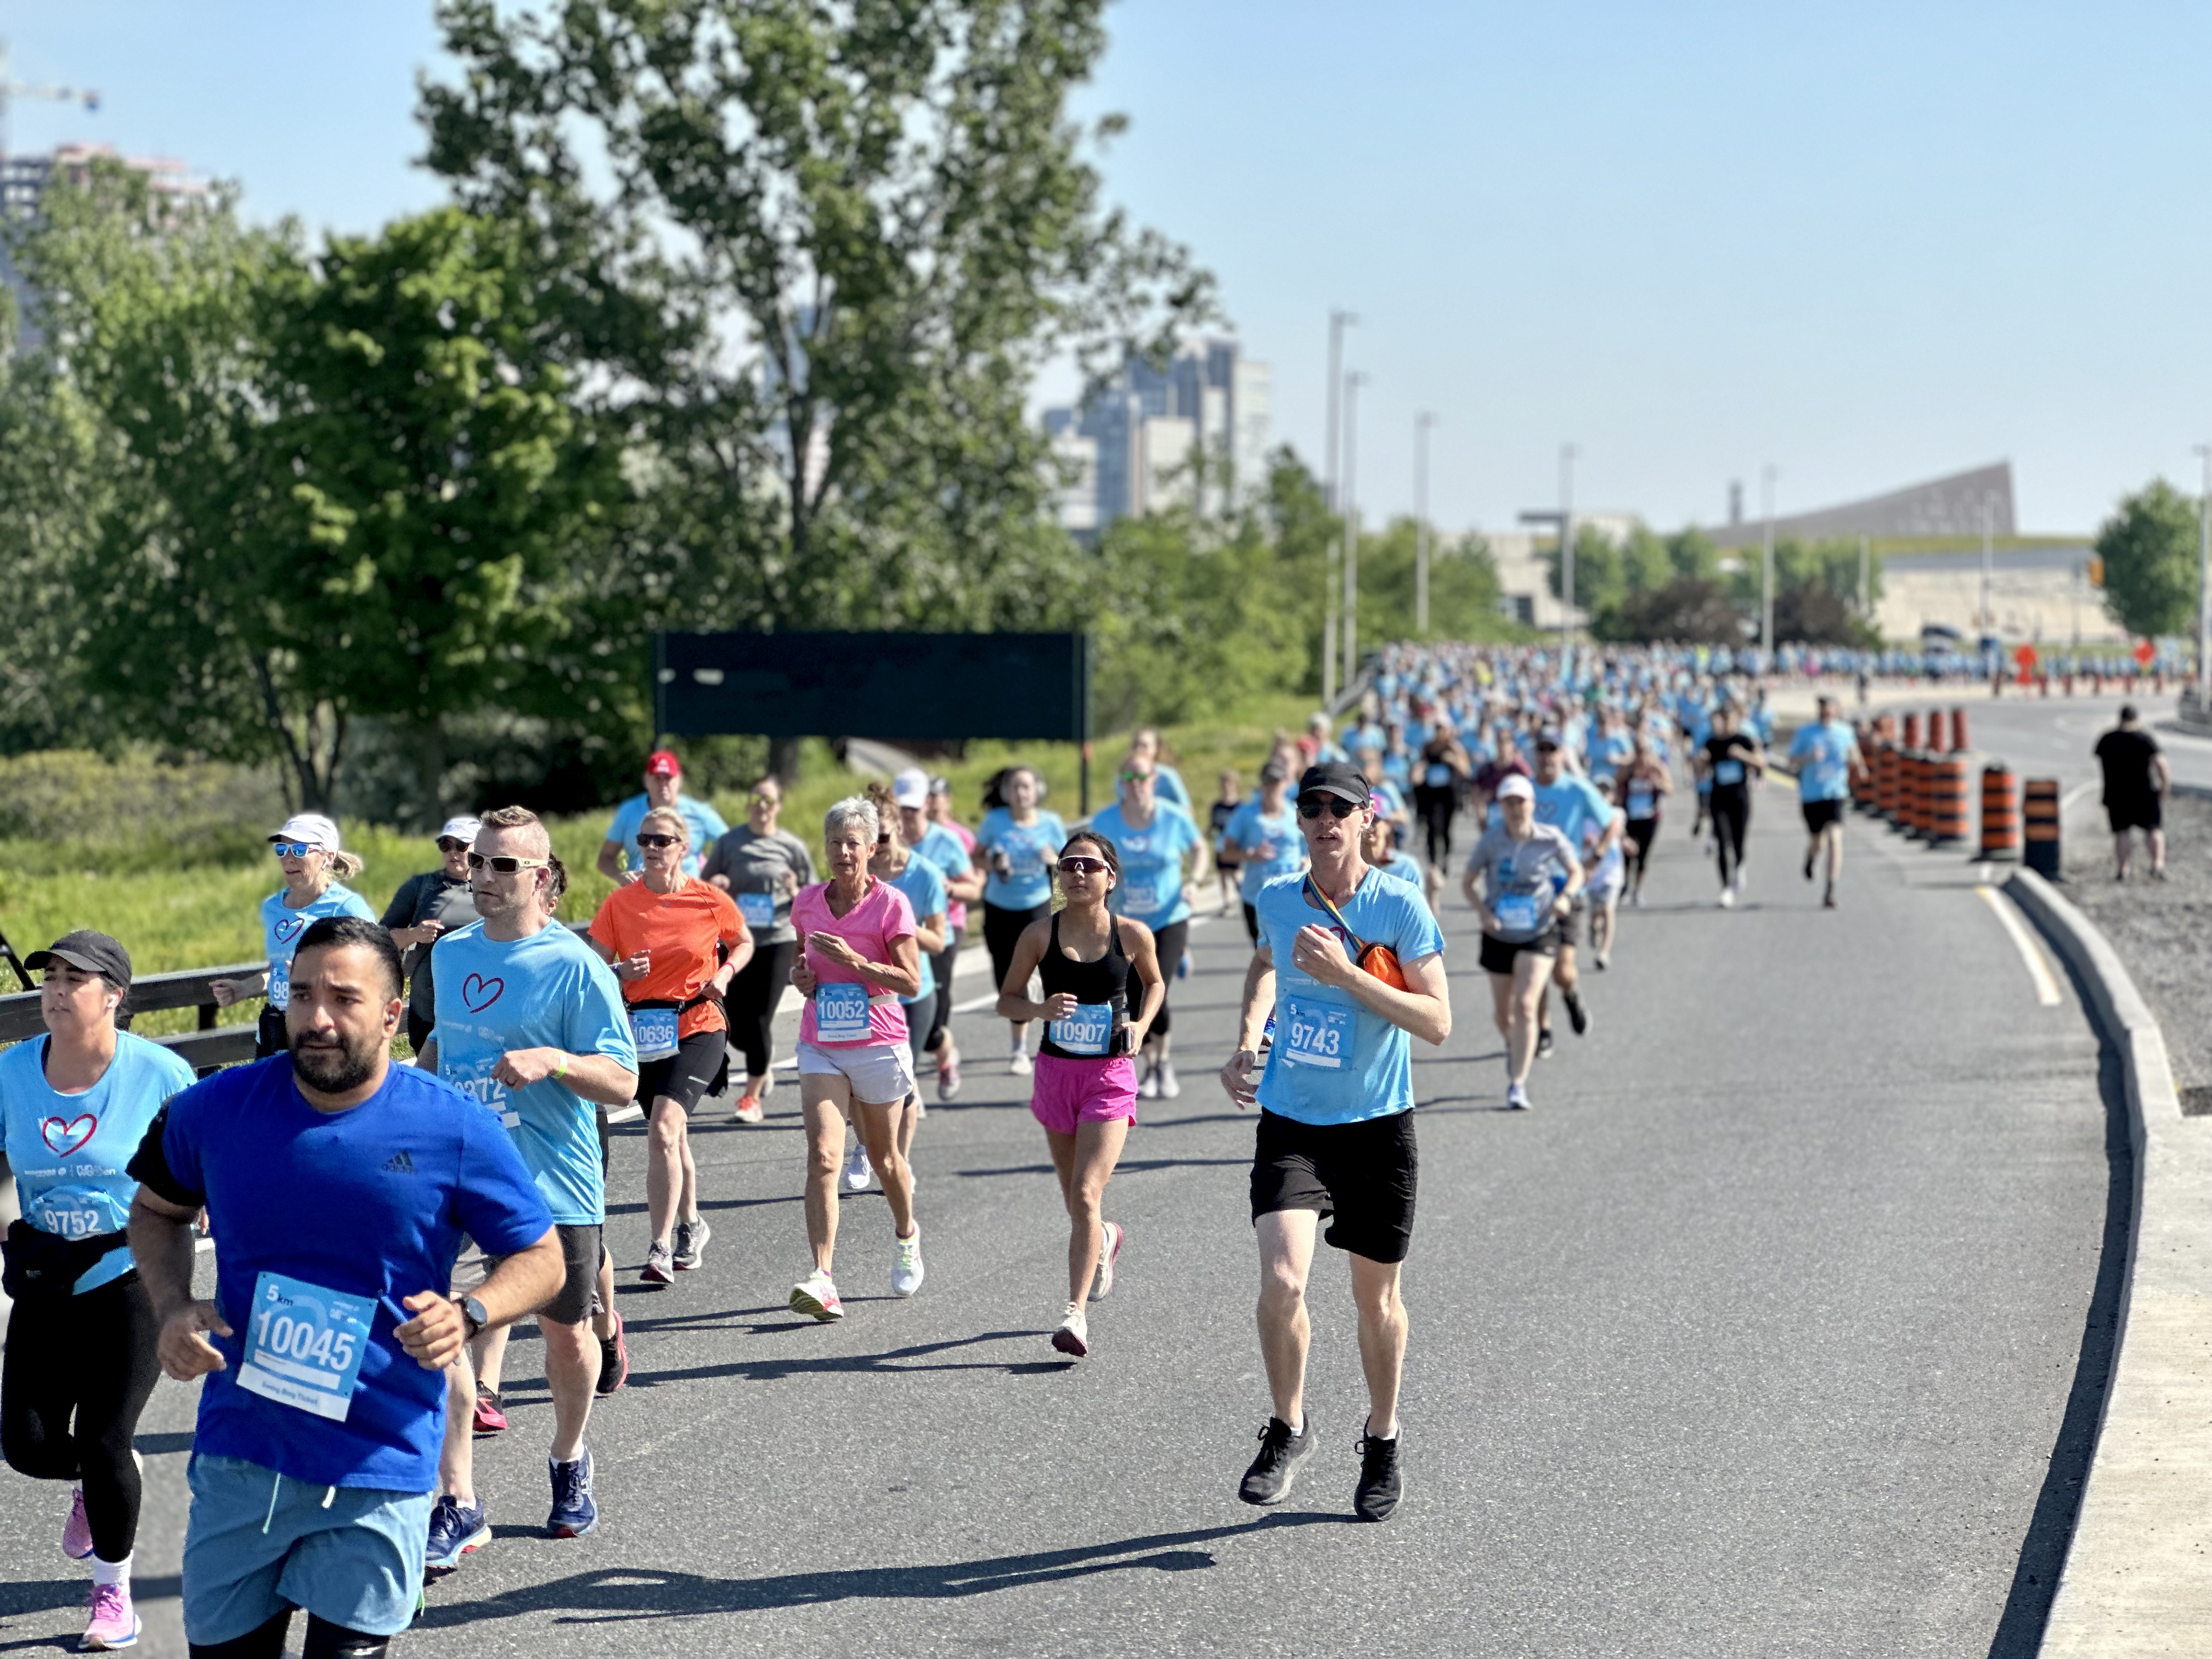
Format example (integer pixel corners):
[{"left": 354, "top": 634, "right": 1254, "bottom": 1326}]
[{"left": 460, "top": 1295, "right": 490, "bottom": 1339}]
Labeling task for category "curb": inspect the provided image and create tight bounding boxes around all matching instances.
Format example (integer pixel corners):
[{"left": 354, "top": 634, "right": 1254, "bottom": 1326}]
[{"left": 2005, "top": 868, "right": 2212, "bottom": 1654}]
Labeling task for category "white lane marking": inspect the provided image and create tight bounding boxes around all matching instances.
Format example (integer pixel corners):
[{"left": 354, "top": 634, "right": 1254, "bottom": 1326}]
[
  {"left": 2062, "top": 782, "right": 2096, "bottom": 812},
  {"left": 1977, "top": 885, "right": 2062, "bottom": 1006}
]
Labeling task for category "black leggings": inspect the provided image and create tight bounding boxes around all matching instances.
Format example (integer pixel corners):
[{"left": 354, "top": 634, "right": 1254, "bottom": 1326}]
[
  {"left": 984, "top": 901, "right": 1049, "bottom": 999},
  {"left": 190, "top": 1608, "right": 389, "bottom": 1657},
  {"left": 2, "top": 1269, "right": 161, "bottom": 1563},
  {"left": 1146, "top": 919, "right": 1190, "bottom": 1040},
  {"left": 724, "top": 939, "right": 797, "bottom": 1077},
  {"left": 924, "top": 940, "right": 960, "bottom": 1052},
  {"left": 1712, "top": 788, "right": 1751, "bottom": 885},
  {"left": 1413, "top": 783, "right": 1458, "bottom": 868},
  {"left": 1624, "top": 815, "right": 1659, "bottom": 882}
]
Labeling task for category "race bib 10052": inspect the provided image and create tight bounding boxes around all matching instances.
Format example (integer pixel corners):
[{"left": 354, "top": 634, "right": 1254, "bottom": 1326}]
[
  {"left": 236, "top": 1270, "right": 373, "bottom": 1423},
  {"left": 1047, "top": 1002, "right": 1114, "bottom": 1057},
  {"left": 814, "top": 981, "right": 872, "bottom": 1042},
  {"left": 1282, "top": 999, "right": 1353, "bottom": 1070}
]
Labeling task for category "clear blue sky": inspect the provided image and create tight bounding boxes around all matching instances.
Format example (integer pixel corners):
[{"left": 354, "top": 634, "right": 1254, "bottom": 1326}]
[{"left": 5, "top": 0, "right": 2207, "bottom": 535}]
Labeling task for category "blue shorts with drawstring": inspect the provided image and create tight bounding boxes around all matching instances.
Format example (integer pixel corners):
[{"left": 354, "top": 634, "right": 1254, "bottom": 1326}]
[{"left": 182, "top": 1452, "right": 433, "bottom": 1643}]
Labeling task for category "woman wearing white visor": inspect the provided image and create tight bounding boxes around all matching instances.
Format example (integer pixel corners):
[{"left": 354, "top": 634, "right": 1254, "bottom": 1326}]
[
  {"left": 1460, "top": 775, "right": 1582, "bottom": 1111},
  {"left": 212, "top": 814, "right": 377, "bottom": 1059}
]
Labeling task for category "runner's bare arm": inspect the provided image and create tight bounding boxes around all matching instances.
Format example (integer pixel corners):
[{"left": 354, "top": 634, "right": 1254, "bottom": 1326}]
[
  {"left": 492, "top": 1048, "right": 637, "bottom": 1106},
  {"left": 396, "top": 1227, "right": 563, "bottom": 1370},
  {"left": 129, "top": 1187, "right": 232, "bottom": 1380},
  {"left": 1220, "top": 940, "right": 1277, "bottom": 1108}
]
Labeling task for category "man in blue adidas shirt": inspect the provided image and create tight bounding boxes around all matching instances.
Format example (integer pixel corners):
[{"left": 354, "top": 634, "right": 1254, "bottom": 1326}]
[
  {"left": 1221, "top": 760, "right": 1449, "bottom": 1525},
  {"left": 128, "top": 917, "right": 558, "bottom": 1659},
  {"left": 1788, "top": 694, "right": 1866, "bottom": 909}
]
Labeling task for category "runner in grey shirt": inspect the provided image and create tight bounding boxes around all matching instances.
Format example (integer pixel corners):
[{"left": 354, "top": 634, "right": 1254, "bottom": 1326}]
[
  {"left": 703, "top": 778, "right": 819, "bottom": 1121},
  {"left": 1458, "top": 776, "right": 1581, "bottom": 1110}
]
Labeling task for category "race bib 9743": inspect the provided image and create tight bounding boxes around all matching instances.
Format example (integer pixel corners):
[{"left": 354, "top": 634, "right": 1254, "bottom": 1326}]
[{"left": 1282, "top": 1000, "right": 1352, "bottom": 1070}]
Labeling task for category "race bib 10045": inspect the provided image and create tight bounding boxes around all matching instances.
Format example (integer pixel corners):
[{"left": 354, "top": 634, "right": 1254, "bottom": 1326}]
[
  {"left": 1047, "top": 1002, "right": 1114, "bottom": 1057},
  {"left": 236, "top": 1270, "right": 373, "bottom": 1423},
  {"left": 1282, "top": 999, "right": 1353, "bottom": 1070},
  {"left": 814, "top": 981, "right": 872, "bottom": 1042}
]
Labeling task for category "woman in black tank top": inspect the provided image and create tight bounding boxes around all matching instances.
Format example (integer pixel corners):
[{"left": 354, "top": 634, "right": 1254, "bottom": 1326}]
[{"left": 995, "top": 830, "right": 1166, "bottom": 1360}]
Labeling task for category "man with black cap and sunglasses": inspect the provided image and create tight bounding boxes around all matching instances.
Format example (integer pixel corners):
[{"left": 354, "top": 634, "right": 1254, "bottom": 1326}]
[{"left": 1220, "top": 759, "right": 1450, "bottom": 1522}]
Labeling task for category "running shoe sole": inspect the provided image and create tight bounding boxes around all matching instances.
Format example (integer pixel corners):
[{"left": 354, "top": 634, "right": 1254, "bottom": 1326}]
[
  {"left": 425, "top": 1517, "right": 493, "bottom": 1572},
  {"left": 1051, "top": 1323, "right": 1090, "bottom": 1358},
  {"left": 80, "top": 1612, "right": 140, "bottom": 1651},
  {"left": 641, "top": 1259, "right": 673, "bottom": 1285},
  {"left": 791, "top": 1284, "right": 844, "bottom": 1322}
]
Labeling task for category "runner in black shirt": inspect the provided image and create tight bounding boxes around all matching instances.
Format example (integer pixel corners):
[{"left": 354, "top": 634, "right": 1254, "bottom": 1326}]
[
  {"left": 1696, "top": 706, "right": 1764, "bottom": 907},
  {"left": 2094, "top": 704, "right": 2170, "bottom": 880}
]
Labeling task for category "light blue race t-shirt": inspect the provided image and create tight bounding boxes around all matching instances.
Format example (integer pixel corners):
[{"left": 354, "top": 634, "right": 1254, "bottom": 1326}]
[
  {"left": 261, "top": 884, "right": 379, "bottom": 1011},
  {"left": 604, "top": 791, "right": 730, "bottom": 879},
  {"left": 1, "top": 1031, "right": 197, "bottom": 1294},
  {"left": 1253, "top": 870, "right": 1445, "bottom": 1127},
  {"left": 974, "top": 808, "right": 1068, "bottom": 911},
  {"left": 1150, "top": 763, "right": 1192, "bottom": 810},
  {"left": 889, "top": 855, "right": 949, "bottom": 1006},
  {"left": 1790, "top": 719, "right": 1858, "bottom": 803},
  {"left": 1222, "top": 798, "right": 1307, "bottom": 905},
  {"left": 430, "top": 921, "right": 636, "bottom": 1226},
  {"left": 1091, "top": 801, "right": 1201, "bottom": 928}
]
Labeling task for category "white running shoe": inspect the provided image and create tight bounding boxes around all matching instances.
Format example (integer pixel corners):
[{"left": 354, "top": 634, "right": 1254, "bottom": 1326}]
[
  {"left": 1506, "top": 1082, "right": 1532, "bottom": 1110},
  {"left": 1009, "top": 1048, "right": 1033, "bottom": 1077},
  {"left": 843, "top": 1143, "right": 873, "bottom": 1192},
  {"left": 891, "top": 1228, "right": 926, "bottom": 1296},
  {"left": 1092, "top": 1220, "right": 1125, "bottom": 1301},
  {"left": 1718, "top": 888, "right": 1735, "bottom": 909},
  {"left": 790, "top": 1269, "right": 844, "bottom": 1322},
  {"left": 1052, "top": 1304, "right": 1090, "bottom": 1358},
  {"left": 1139, "top": 1065, "right": 1160, "bottom": 1100},
  {"left": 1155, "top": 1062, "right": 1181, "bottom": 1099}
]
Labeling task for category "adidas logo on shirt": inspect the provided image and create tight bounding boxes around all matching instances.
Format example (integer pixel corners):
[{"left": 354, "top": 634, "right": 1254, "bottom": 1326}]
[{"left": 382, "top": 1150, "right": 417, "bottom": 1173}]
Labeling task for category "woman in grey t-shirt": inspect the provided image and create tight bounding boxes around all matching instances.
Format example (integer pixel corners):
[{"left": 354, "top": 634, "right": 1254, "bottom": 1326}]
[
  {"left": 1459, "top": 775, "right": 1582, "bottom": 1111},
  {"left": 704, "top": 777, "right": 818, "bottom": 1122}
]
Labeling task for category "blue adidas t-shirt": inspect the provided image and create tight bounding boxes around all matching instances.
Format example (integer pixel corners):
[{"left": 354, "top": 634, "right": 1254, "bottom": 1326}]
[
  {"left": 430, "top": 921, "right": 636, "bottom": 1227},
  {"left": 1790, "top": 719, "right": 1858, "bottom": 803},
  {"left": 133, "top": 1058, "right": 551, "bottom": 1491},
  {"left": 1, "top": 1031, "right": 196, "bottom": 1295},
  {"left": 1252, "top": 870, "right": 1446, "bottom": 1127},
  {"left": 974, "top": 808, "right": 1067, "bottom": 910},
  {"left": 889, "top": 856, "right": 948, "bottom": 1006},
  {"left": 604, "top": 791, "right": 729, "bottom": 879},
  {"left": 1222, "top": 798, "right": 1307, "bottom": 905},
  {"left": 261, "top": 884, "right": 378, "bottom": 1011},
  {"left": 1091, "top": 802, "right": 1201, "bottom": 928}
]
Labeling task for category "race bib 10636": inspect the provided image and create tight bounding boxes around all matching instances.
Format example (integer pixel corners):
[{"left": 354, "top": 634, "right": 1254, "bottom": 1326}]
[
  {"left": 236, "top": 1270, "right": 373, "bottom": 1423},
  {"left": 629, "top": 1005, "right": 679, "bottom": 1062},
  {"left": 1282, "top": 999, "right": 1353, "bottom": 1070}
]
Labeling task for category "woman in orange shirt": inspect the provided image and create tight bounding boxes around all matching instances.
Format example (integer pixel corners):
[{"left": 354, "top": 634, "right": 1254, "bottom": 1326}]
[{"left": 588, "top": 806, "right": 753, "bottom": 1284}]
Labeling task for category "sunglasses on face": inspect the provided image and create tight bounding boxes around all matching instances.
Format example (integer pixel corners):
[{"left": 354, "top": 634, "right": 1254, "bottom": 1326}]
[
  {"left": 271, "top": 842, "right": 322, "bottom": 859},
  {"left": 1297, "top": 796, "right": 1361, "bottom": 820},
  {"left": 467, "top": 853, "right": 551, "bottom": 874},
  {"left": 750, "top": 793, "right": 777, "bottom": 806},
  {"left": 436, "top": 838, "right": 467, "bottom": 854},
  {"left": 636, "top": 833, "right": 683, "bottom": 850},
  {"left": 1058, "top": 856, "right": 1109, "bottom": 877}
]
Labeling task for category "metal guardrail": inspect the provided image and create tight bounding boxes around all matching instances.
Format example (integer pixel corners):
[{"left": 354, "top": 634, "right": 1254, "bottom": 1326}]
[{"left": 0, "top": 959, "right": 268, "bottom": 1074}]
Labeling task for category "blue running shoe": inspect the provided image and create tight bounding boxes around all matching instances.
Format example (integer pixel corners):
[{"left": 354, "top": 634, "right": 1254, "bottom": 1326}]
[
  {"left": 548, "top": 1449, "right": 597, "bottom": 1538},
  {"left": 424, "top": 1494, "right": 491, "bottom": 1573}
]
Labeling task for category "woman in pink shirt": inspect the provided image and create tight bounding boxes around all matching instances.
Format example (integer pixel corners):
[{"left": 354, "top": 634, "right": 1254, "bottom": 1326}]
[{"left": 787, "top": 794, "right": 923, "bottom": 1323}]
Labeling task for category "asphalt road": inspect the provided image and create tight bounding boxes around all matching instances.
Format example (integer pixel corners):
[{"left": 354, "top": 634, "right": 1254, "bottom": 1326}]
[
  {"left": 0, "top": 779, "right": 2122, "bottom": 1657},
  {"left": 1880, "top": 685, "right": 2212, "bottom": 798}
]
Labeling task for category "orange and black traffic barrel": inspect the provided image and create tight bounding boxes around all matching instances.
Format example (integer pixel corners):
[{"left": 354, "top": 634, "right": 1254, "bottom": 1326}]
[
  {"left": 2023, "top": 778, "right": 2062, "bottom": 878},
  {"left": 1876, "top": 743, "right": 1901, "bottom": 824},
  {"left": 1979, "top": 763, "right": 2021, "bottom": 861},
  {"left": 1928, "top": 754, "right": 1971, "bottom": 845}
]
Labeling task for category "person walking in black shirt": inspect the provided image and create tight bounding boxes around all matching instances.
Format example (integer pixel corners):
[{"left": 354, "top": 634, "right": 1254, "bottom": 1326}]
[{"left": 2094, "top": 704, "right": 2170, "bottom": 880}]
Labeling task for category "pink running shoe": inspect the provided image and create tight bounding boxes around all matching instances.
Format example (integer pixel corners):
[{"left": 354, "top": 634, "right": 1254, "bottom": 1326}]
[
  {"left": 62, "top": 1485, "right": 93, "bottom": 1560},
  {"left": 82, "top": 1581, "right": 139, "bottom": 1650}
]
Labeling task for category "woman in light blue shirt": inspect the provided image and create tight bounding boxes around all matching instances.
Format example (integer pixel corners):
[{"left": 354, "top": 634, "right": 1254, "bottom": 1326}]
[
  {"left": 211, "top": 813, "right": 377, "bottom": 1059},
  {"left": 973, "top": 767, "right": 1066, "bottom": 1075}
]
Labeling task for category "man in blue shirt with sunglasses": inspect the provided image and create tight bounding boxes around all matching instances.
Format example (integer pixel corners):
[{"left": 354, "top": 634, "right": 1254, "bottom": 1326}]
[{"left": 1220, "top": 761, "right": 1449, "bottom": 1526}]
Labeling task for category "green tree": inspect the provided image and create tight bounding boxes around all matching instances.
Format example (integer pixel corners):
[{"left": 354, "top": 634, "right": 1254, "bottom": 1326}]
[
  {"left": 1357, "top": 519, "right": 1507, "bottom": 645},
  {"left": 420, "top": 0, "right": 1211, "bottom": 652},
  {"left": 2095, "top": 480, "right": 2199, "bottom": 638}
]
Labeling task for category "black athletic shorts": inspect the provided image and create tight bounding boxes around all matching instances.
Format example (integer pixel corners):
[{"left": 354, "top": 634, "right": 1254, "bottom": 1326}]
[
  {"left": 1479, "top": 929, "right": 1560, "bottom": 975},
  {"left": 1555, "top": 900, "right": 1584, "bottom": 950},
  {"left": 490, "top": 1223, "right": 601, "bottom": 1325},
  {"left": 2107, "top": 797, "right": 2162, "bottom": 833},
  {"left": 637, "top": 1028, "right": 727, "bottom": 1114},
  {"left": 1801, "top": 798, "right": 1845, "bottom": 833},
  {"left": 1250, "top": 1108, "right": 1418, "bottom": 1265}
]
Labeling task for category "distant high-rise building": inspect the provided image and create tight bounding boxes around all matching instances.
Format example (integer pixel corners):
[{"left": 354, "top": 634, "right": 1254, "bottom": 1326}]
[
  {"left": 1, "top": 145, "right": 207, "bottom": 349},
  {"left": 1042, "top": 338, "right": 1271, "bottom": 535}
]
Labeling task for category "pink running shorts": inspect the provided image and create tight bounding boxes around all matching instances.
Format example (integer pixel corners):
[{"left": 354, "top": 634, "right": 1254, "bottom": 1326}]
[{"left": 1029, "top": 1053, "right": 1139, "bottom": 1135}]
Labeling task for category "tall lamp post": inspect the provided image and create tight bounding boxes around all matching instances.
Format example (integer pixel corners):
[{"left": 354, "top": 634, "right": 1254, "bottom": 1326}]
[
  {"left": 1414, "top": 411, "right": 1438, "bottom": 636},
  {"left": 2196, "top": 445, "right": 2211, "bottom": 710},
  {"left": 1759, "top": 465, "right": 1778, "bottom": 661},
  {"left": 1322, "top": 308, "right": 1356, "bottom": 704},
  {"left": 1559, "top": 444, "right": 1578, "bottom": 656},
  {"left": 1341, "top": 371, "right": 1368, "bottom": 687}
]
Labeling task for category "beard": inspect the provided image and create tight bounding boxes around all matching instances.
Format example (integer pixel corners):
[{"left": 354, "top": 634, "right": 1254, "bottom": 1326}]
[{"left": 290, "top": 1028, "right": 382, "bottom": 1095}]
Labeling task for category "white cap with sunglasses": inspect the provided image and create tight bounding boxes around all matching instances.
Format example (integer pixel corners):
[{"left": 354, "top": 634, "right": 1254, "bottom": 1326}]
[
  {"left": 268, "top": 814, "right": 341, "bottom": 853},
  {"left": 438, "top": 816, "right": 483, "bottom": 845},
  {"left": 892, "top": 768, "right": 931, "bottom": 809}
]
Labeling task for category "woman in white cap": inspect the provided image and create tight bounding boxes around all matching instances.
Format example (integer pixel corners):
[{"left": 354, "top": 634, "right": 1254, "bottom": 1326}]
[
  {"left": 211, "top": 812, "right": 377, "bottom": 1059},
  {"left": 1460, "top": 774, "right": 1582, "bottom": 1111},
  {"left": 380, "top": 816, "right": 484, "bottom": 1052}
]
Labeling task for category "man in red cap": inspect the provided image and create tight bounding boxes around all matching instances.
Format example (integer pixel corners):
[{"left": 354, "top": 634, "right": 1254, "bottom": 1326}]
[{"left": 596, "top": 751, "right": 730, "bottom": 885}]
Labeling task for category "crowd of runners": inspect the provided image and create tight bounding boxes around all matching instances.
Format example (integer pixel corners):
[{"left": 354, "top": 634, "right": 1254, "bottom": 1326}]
[{"left": 0, "top": 643, "right": 1887, "bottom": 1653}]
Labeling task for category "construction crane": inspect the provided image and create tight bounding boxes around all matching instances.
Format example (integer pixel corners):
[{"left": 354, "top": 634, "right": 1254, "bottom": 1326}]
[{"left": 0, "top": 39, "right": 99, "bottom": 164}]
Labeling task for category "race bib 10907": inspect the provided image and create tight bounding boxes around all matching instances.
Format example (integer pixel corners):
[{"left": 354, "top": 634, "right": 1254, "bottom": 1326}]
[
  {"left": 1047, "top": 1002, "right": 1114, "bottom": 1057},
  {"left": 814, "top": 981, "right": 872, "bottom": 1042},
  {"left": 236, "top": 1270, "right": 373, "bottom": 1423},
  {"left": 1282, "top": 999, "right": 1353, "bottom": 1070}
]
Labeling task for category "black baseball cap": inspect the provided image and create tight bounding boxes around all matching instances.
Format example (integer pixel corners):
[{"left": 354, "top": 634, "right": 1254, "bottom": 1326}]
[
  {"left": 1297, "top": 760, "right": 1371, "bottom": 805},
  {"left": 26, "top": 929, "right": 133, "bottom": 989},
  {"left": 1534, "top": 730, "right": 1563, "bottom": 752},
  {"left": 1259, "top": 758, "right": 1288, "bottom": 785}
]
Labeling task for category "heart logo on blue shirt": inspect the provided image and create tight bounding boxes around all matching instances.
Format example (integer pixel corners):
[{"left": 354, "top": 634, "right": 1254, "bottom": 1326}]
[
  {"left": 41, "top": 1114, "right": 95, "bottom": 1155},
  {"left": 462, "top": 974, "right": 505, "bottom": 1012},
  {"left": 274, "top": 918, "right": 307, "bottom": 944}
]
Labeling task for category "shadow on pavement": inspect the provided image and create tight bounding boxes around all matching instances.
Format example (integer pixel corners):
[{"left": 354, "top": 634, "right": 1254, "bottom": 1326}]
[
  {"left": 953, "top": 1158, "right": 1245, "bottom": 1179},
  {"left": 0, "top": 1575, "right": 180, "bottom": 1621},
  {"left": 619, "top": 1329, "right": 1085, "bottom": 1388},
  {"left": 419, "top": 1514, "right": 1349, "bottom": 1628}
]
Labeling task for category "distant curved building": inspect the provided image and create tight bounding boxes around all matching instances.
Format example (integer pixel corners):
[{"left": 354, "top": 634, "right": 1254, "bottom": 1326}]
[{"left": 1706, "top": 462, "right": 2014, "bottom": 548}]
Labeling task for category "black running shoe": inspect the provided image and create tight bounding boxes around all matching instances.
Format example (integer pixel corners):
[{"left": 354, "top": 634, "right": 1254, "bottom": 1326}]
[
  {"left": 1564, "top": 991, "right": 1589, "bottom": 1037},
  {"left": 1354, "top": 1425, "right": 1402, "bottom": 1522},
  {"left": 1536, "top": 1028, "right": 1555, "bottom": 1059},
  {"left": 1803, "top": 850, "right": 1815, "bottom": 882},
  {"left": 595, "top": 1310, "right": 629, "bottom": 1396},
  {"left": 1239, "top": 1417, "right": 1317, "bottom": 1506}
]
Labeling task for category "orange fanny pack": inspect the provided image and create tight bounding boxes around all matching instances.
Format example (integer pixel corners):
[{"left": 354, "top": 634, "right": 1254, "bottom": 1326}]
[{"left": 1304, "top": 877, "right": 1408, "bottom": 989}]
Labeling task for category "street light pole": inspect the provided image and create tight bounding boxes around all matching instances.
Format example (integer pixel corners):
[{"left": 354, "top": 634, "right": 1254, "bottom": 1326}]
[
  {"left": 1759, "top": 465, "right": 1778, "bottom": 661},
  {"left": 1979, "top": 494, "right": 1995, "bottom": 648},
  {"left": 1558, "top": 443, "right": 1578, "bottom": 658},
  {"left": 2196, "top": 445, "right": 2212, "bottom": 708},
  {"left": 1322, "top": 308, "right": 1355, "bottom": 704},
  {"left": 1342, "top": 371, "right": 1368, "bottom": 687},
  {"left": 1414, "top": 411, "right": 1437, "bottom": 636}
]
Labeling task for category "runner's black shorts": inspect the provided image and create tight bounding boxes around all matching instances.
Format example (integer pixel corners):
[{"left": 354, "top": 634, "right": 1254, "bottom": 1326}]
[
  {"left": 1554, "top": 899, "right": 1585, "bottom": 950},
  {"left": 637, "top": 1028, "right": 727, "bottom": 1114},
  {"left": 2107, "top": 797, "right": 2162, "bottom": 833},
  {"left": 1479, "top": 928, "right": 1561, "bottom": 975},
  {"left": 1250, "top": 1107, "right": 1418, "bottom": 1265},
  {"left": 1801, "top": 798, "right": 1845, "bottom": 833},
  {"left": 489, "top": 1223, "right": 601, "bottom": 1325}
]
